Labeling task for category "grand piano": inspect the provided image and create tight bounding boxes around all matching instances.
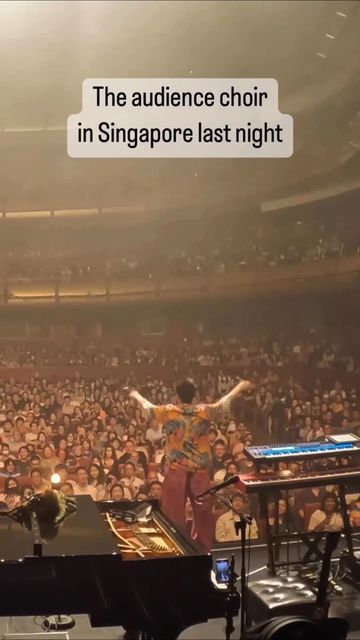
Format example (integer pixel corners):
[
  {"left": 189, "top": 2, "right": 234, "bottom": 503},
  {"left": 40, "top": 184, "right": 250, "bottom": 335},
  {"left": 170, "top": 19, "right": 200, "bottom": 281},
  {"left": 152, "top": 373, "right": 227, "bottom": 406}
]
[{"left": 0, "top": 496, "right": 236, "bottom": 639}]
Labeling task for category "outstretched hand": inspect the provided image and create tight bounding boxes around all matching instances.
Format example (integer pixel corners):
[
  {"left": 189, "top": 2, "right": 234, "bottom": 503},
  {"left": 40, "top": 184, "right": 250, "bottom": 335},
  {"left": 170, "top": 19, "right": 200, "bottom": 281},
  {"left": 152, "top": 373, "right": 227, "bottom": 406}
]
[{"left": 238, "top": 380, "right": 255, "bottom": 392}]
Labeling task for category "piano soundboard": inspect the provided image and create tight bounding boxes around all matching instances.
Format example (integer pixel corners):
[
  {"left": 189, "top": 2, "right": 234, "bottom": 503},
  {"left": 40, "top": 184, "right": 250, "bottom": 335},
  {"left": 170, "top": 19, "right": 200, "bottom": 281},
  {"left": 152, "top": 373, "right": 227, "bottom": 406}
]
[
  {"left": 245, "top": 439, "right": 360, "bottom": 463},
  {"left": 103, "top": 503, "right": 186, "bottom": 559}
]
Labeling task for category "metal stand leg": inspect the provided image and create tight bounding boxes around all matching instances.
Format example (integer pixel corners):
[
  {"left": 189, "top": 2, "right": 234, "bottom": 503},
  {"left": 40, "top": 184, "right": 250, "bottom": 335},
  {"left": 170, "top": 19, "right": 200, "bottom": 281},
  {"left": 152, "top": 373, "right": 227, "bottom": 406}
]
[
  {"left": 260, "top": 493, "right": 276, "bottom": 575},
  {"left": 240, "top": 521, "right": 247, "bottom": 638},
  {"left": 225, "top": 555, "right": 237, "bottom": 640},
  {"left": 234, "top": 518, "right": 252, "bottom": 639},
  {"left": 339, "top": 484, "right": 354, "bottom": 556}
]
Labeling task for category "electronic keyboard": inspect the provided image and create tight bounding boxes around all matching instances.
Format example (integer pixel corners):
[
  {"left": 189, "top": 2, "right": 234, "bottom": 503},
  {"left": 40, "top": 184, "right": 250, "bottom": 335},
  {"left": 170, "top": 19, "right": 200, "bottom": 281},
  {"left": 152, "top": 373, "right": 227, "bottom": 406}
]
[
  {"left": 238, "top": 467, "right": 360, "bottom": 493},
  {"left": 245, "top": 440, "right": 360, "bottom": 463}
]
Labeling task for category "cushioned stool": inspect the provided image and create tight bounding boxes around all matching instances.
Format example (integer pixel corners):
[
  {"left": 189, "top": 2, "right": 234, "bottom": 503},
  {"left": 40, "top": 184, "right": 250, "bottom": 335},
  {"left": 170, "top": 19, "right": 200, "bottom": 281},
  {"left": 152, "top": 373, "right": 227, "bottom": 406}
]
[{"left": 246, "top": 575, "right": 320, "bottom": 624}]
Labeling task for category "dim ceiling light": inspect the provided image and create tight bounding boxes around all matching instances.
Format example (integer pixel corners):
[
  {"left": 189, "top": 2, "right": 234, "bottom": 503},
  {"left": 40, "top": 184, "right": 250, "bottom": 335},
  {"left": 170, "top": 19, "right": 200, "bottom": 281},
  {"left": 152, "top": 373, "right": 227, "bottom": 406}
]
[
  {"left": 336, "top": 11, "right": 347, "bottom": 17},
  {"left": 325, "top": 33, "right": 335, "bottom": 39}
]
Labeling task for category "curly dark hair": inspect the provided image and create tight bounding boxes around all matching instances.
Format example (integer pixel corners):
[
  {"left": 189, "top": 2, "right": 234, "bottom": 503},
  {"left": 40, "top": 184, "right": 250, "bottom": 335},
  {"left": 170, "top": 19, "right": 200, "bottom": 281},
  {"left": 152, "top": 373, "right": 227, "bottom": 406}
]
[
  {"left": 175, "top": 378, "right": 197, "bottom": 403},
  {"left": 321, "top": 491, "right": 339, "bottom": 513}
]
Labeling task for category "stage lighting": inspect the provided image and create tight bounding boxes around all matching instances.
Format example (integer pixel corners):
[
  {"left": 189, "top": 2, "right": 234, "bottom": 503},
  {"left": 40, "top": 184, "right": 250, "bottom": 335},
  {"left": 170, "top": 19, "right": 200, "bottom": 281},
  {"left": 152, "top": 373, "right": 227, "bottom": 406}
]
[{"left": 51, "top": 472, "right": 62, "bottom": 489}]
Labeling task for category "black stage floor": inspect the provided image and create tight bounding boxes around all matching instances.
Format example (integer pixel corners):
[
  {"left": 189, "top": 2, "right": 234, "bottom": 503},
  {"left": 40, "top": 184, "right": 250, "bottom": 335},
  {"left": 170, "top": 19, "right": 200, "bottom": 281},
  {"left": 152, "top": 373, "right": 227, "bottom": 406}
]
[{"left": 0, "top": 541, "right": 359, "bottom": 639}]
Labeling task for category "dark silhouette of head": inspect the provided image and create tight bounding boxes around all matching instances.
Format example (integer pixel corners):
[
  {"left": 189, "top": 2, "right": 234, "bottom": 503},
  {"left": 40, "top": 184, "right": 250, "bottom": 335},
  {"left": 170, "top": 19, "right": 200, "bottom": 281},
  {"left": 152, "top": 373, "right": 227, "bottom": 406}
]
[{"left": 176, "top": 378, "right": 197, "bottom": 404}]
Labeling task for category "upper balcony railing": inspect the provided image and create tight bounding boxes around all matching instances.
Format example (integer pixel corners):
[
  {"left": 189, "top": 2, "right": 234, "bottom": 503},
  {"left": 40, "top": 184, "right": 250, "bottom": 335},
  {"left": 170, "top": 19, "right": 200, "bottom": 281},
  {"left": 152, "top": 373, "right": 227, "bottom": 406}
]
[{"left": 0, "top": 253, "right": 359, "bottom": 304}]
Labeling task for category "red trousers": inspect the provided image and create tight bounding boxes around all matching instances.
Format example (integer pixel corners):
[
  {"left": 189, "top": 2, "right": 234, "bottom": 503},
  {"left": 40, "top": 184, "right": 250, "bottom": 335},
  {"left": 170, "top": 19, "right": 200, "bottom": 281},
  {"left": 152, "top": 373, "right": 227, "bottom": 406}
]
[{"left": 162, "top": 466, "right": 214, "bottom": 551}]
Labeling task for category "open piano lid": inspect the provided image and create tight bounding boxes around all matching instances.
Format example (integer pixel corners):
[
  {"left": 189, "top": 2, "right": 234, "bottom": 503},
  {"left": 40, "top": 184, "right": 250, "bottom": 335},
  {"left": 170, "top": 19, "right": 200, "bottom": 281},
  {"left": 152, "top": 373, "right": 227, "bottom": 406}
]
[{"left": 0, "top": 495, "right": 118, "bottom": 561}]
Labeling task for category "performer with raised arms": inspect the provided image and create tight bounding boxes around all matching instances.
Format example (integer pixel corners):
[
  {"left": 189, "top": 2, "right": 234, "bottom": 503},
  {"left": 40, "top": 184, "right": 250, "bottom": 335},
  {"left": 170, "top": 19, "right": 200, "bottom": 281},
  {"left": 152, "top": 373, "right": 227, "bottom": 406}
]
[{"left": 130, "top": 377, "right": 252, "bottom": 549}]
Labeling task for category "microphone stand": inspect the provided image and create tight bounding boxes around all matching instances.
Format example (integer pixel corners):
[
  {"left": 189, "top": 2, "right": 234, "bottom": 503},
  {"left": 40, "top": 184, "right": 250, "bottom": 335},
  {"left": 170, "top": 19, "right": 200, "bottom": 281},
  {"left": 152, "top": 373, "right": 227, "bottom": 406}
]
[
  {"left": 225, "top": 554, "right": 237, "bottom": 640},
  {"left": 30, "top": 510, "right": 43, "bottom": 558},
  {"left": 234, "top": 516, "right": 250, "bottom": 639},
  {"left": 206, "top": 490, "right": 252, "bottom": 640}
]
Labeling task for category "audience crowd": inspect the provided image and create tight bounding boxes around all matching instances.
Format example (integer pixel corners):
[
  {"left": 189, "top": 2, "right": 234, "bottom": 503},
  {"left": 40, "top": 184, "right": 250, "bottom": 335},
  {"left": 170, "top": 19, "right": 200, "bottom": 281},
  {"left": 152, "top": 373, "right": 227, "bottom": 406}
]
[
  {"left": 0, "top": 213, "right": 359, "bottom": 283},
  {"left": 0, "top": 333, "right": 359, "bottom": 371},
  {"left": 0, "top": 336, "right": 359, "bottom": 546},
  {"left": 0, "top": 232, "right": 349, "bottom": 282}
]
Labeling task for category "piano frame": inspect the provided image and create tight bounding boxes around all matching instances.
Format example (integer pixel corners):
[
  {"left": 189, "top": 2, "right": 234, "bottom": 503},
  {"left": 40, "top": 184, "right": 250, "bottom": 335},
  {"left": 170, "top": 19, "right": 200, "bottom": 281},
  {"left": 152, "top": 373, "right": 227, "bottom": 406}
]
[{"left": 0, "top": 496, "right": 235, "bottom": 639}]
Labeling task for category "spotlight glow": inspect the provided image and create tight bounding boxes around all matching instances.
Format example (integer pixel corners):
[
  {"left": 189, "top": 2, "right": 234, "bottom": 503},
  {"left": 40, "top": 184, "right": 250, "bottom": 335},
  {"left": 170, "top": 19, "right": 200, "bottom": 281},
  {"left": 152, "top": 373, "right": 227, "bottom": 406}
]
[{"left": 51, "top": 473, "right": 61, "bottom": 486}]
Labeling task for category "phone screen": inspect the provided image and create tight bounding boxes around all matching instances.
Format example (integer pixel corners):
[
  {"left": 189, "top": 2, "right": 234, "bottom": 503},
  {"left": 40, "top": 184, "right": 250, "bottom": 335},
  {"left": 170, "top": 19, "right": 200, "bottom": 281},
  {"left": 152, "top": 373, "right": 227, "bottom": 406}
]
[{"left": 215, "top": 558, "right": 230, "bottom": 584}]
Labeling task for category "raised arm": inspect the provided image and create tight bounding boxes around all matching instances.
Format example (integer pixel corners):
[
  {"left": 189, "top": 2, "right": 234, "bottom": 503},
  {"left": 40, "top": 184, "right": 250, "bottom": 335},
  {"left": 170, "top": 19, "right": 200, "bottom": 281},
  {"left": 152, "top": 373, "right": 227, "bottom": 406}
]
[
  {"left": 210, "top": 379, "right": 254, "bottom": 413},
  {"left": 129, "top": 389, "right": 156, "bottom": 413}
]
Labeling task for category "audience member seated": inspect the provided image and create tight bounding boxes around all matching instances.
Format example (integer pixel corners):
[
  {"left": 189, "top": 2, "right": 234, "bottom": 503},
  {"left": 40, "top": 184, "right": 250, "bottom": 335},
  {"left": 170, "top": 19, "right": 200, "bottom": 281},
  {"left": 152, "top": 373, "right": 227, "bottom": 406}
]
[
  {"left": 215, "top": 492, "right": 259, "bottom": 542},
  {"left": 0, "top": 458, "right": 20, "bottom": 478},
  {"left": 211, "top": 440, "right": 231, "bottom": 479},
  {"left": 148, "top": 480, "right": 163, "bottom": 502},
  {"left": 109, "top": 483, "right": 126, "bottom": 501},
  {"left": 30, "top": 468, "right": 50, "bottom": 494},
  {"left": 120, "top": 461, "right": 143, "bottom": 498},
  {"left": 308, "top": 492, "right": 344, "bottom": 532},
  {"left": 73, "top": 466, "right": 97, "bottom": 500},
  {"left": 349, "top": 495, "right": 360, "bottom": 527},
  {"left": 267, "top": 498, "right": 293, "bottom": 534},
  {"left": 60, "top": 482, "right": 75, "bottom": 496},
  {"left": 0, "top": 477, "right": 21, "bottom": 510}
]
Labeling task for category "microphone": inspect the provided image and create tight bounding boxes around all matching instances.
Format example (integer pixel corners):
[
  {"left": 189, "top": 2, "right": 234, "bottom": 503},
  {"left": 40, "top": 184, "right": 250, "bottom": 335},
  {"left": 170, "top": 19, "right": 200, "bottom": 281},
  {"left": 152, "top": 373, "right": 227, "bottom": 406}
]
[{"left": 196, "top": 474, "right": 241, "bottom": 499}]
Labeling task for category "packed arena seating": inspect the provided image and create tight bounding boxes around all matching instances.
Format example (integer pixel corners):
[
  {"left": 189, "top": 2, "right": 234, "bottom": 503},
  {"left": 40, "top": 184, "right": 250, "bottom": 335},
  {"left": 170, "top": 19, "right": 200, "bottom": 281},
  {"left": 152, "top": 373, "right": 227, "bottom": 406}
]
[
  {"left": 0, "top": 209, "right": 359, "bottom": 283},
  {"left": 0, "top": 336, "right": 359, "bottom": 547},
  {"left": 0, "top": 333, "right": 359, "bottom": 371}
]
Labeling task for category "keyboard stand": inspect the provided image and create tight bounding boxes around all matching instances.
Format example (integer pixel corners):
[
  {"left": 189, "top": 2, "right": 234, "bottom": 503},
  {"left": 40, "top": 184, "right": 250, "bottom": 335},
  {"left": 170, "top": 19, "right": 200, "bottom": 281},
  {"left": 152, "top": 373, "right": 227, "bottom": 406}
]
[
  {"left": 259, "top": 484, "right": 355, "bottom": 576},
  {"left": 259, "top": 493, "right": 276, "bottom": 575},
  {"left": 299, "top": 532, "right": 328, "bottom": 563},
  {"left": 338, "top": 483, "right": 354, "bottom": 557}
]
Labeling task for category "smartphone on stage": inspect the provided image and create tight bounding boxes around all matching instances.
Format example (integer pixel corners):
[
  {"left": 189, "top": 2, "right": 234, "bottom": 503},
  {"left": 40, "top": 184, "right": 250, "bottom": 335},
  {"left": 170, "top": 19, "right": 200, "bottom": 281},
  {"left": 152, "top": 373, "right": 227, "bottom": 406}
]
[{"left": 215, "top": 558, "right": 230, "bottom": 584}]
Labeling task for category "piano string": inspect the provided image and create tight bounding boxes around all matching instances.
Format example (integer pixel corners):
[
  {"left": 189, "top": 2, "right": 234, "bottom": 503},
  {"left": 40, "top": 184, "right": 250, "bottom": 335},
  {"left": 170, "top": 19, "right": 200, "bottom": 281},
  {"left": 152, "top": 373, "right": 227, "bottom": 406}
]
[{"left": 104, "top": 510, "right": 183, "bottom": 557}]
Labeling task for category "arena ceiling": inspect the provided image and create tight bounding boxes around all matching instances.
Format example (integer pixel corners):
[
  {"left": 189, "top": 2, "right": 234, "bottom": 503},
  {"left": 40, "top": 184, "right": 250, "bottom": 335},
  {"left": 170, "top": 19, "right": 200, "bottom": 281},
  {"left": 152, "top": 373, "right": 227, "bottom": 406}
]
[{"left": 0, "top": 0, "right": 359, "bottom": 216}]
